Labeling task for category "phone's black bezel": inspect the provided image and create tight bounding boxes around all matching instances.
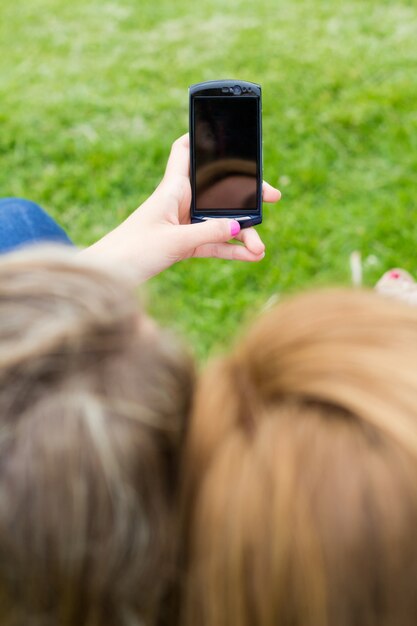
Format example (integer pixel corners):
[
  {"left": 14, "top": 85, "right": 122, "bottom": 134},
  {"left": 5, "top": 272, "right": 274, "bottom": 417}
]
[{"left": 189, "top": 79, "right": 263, "bottom": 228}]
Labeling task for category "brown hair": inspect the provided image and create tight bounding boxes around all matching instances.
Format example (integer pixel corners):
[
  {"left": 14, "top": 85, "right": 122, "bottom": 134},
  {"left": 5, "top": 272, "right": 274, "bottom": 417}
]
[
  {"left": 182, "top": 289, "right": 417, "bottom": 626},
  {"left": 0, "top": 247, "right": 194, "bottom": 626}
]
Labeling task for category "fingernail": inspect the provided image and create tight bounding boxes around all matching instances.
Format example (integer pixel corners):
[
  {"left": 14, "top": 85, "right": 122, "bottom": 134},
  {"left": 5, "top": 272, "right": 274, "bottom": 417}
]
[
  {"left": 230, "top": 220, "right": 241, "bottom": 237},
  {"left": 390, "top": 270, "right": 401, "bottom": 279}
]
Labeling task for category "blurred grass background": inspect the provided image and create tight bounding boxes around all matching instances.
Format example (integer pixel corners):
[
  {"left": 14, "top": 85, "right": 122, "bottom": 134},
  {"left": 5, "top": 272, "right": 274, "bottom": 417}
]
[{"left": 1, "top": 0, "right": 417, "bottom": 358}]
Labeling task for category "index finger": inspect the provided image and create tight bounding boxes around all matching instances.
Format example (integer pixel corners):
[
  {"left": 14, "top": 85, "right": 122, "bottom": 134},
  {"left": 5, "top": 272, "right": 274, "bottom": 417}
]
[
  {"left": 234, "top": 226, "right": 266, "bottom": 256},
  {"left": 164, "top": 133, "right": 190, "bottom": 178}
]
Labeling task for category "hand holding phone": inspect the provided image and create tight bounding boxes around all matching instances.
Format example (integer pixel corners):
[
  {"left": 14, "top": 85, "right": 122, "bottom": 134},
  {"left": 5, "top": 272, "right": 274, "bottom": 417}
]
[
  {"left": 190, "top": 80, "right": 263, "bottom": 228},
  {"left": 82, "top": 134, "right": 280, "bottom": 284}
]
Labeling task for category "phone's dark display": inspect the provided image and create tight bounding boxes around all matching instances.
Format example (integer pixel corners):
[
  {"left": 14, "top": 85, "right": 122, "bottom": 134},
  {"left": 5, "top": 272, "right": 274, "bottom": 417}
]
[{"left": 194, "top": 97, "right": 259, "bottom": 212}]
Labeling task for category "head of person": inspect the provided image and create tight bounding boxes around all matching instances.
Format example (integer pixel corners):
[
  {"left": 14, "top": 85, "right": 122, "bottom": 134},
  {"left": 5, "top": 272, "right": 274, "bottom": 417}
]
[
  {"left": 182, "top": 289, "right": 417, "bottom": 626},
  {"left": 0, "top": 247, "right": 194, "bottom": 626}
]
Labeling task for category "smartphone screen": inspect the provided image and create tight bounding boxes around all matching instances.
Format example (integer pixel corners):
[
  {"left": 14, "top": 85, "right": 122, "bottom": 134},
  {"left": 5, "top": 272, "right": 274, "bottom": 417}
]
[{"left": 193, "top": 97, "right": 260, "bottom": 212}]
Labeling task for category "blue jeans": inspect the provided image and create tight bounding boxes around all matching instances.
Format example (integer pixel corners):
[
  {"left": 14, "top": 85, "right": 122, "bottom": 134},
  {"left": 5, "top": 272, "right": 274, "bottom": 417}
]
[{"left": 0, "top": 198, "right": 72, "bottom": 254}]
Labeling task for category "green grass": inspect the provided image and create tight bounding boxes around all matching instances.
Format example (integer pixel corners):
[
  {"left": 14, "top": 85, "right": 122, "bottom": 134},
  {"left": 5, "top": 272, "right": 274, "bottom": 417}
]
[{"left": 1, "top": 0, "right": 417, "bottom": 358}]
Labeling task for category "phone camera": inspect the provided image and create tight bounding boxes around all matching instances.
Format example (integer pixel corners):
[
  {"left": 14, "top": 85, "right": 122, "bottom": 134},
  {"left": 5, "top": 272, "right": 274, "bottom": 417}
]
[{"left": 233, "top": 85, "right": 242, "bottom": 95}]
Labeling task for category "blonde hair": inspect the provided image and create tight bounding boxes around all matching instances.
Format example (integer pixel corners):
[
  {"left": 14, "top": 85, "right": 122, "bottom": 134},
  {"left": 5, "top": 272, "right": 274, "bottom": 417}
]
[
  {"left": 0, "top": 247, "right": 194, "bottom": 626},
  {"left": 182, "top": 289, "right": 417, "bottom": 626}
]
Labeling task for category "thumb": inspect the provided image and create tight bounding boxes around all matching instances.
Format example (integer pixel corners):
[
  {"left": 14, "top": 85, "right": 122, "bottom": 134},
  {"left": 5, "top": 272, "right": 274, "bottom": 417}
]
[{"left": 176, "top": 218, "right": 241, "bottom": 252}]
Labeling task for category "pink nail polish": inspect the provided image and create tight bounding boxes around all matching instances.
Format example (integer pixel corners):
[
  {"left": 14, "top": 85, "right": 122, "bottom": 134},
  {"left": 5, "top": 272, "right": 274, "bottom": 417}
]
[
  {"left": 230, "top": 220, "right": 240, "bottom": 237},
  {"left": 390, "top": 271, "right": 401, "bottom": 279}
]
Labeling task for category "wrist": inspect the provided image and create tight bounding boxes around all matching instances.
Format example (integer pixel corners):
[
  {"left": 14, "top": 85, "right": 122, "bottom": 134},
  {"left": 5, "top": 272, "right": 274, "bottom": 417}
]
[{"left": 79, "top": 228, "right": 149, "bottom": 285}]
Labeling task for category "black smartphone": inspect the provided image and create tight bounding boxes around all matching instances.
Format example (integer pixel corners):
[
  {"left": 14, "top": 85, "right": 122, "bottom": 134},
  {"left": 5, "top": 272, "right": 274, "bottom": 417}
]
[{"left": 189, "top": 79, "right": 262, "bottom": 228}]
